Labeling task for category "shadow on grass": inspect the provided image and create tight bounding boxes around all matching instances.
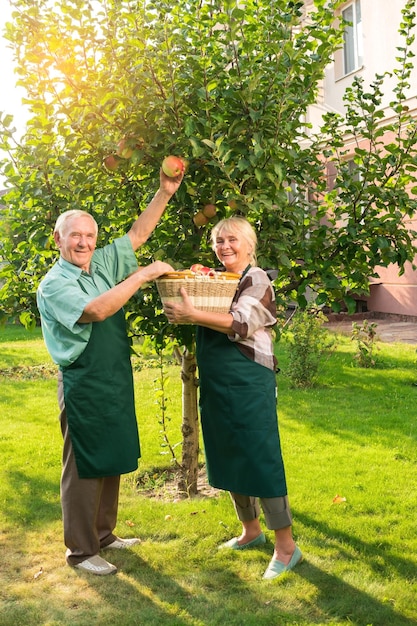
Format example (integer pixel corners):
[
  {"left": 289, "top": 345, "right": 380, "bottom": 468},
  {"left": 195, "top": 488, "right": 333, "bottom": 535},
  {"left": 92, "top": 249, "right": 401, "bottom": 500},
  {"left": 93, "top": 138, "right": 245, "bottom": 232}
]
[
  {"left": 66, "top": 545, "right": 417, "bottom": 626},
  {"left": 1, "top": 513, "right": 416, "bottom": 625},
  {"left": 295, "top": 510, "right": 417, "bottom": 625},
  {"left": 63, "top": 550, "right": 304, "bottom": 626},
  {"left": 1, "top": 541, "right": 302, "bottom": 626},
  {"left": 297, "top": 510, "right": 416, "bottom": 580},
  {"left": 296, "top": 560, "right": 416, "bottom": 626},
  {"left": 3, "top": 469, "right": 61, "bottom": 527}
]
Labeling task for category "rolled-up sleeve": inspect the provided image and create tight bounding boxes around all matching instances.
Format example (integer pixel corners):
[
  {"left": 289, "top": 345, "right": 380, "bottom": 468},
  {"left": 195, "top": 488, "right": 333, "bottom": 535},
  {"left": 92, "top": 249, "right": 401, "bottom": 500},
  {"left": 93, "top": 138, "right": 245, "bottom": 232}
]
[
  {"left": 227, "top": 267, "right": 278, "bottom": 371},
  {"left": 230, "top": 271, "right": 276, "bottom": 340},
  {"left": 36, "top": 235, "right": 138, "bottom": 367}
]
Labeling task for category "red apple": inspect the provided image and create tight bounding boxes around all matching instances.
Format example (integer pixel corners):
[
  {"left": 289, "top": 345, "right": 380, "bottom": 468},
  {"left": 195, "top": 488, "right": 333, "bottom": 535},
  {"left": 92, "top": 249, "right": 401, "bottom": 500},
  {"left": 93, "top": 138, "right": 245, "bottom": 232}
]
[
  {"left": 162, "top": 155, "right": 185, "bottom": 177},
  {"left": 190, "top": 264, "right": 212, "bottom": 275},
  {"left": 202, "top": 203, "right": 217, "bottom": 218},
  {"left": 103, "top": 154, "right": 120, "bottom": 171},
  {"left": 227, "top": 198, "right": 238, "bottom": 209},
  {"left": 193, "top": 211, "right": 209, "bottom": 227}
]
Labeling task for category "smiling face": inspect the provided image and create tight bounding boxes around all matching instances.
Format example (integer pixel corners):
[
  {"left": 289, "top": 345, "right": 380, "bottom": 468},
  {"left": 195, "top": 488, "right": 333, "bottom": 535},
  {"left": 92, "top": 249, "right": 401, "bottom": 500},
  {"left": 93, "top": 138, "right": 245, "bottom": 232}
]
[
  {"left": 54, "top": 214, "right": 98, "bottom": 272},
  {"left": 214, "top": 228, "right": 253, "bottom": 273}
]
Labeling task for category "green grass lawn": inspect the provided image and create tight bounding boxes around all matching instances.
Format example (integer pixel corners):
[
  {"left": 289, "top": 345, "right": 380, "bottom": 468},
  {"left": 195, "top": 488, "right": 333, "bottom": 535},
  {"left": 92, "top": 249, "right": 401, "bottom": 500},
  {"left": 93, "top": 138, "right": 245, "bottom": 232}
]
[{"left": 0, "top": 324, "right": 416, "bottom": 626}]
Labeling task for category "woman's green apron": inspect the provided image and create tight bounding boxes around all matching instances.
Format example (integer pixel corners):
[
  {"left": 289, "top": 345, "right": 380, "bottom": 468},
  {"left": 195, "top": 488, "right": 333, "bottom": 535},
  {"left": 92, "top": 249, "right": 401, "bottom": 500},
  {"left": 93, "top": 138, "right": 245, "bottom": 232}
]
[
  {"left": 62, "top": 306, "right": 140, "bottom": 479},
  {"left": 196, "top": 324, "right": 287, "bottom": 499}
]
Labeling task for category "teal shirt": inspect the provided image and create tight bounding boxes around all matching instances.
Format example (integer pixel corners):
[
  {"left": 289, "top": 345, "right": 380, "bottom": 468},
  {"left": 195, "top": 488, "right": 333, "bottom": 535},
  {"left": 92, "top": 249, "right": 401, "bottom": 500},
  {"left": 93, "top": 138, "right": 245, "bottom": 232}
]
[{"left": 37, "top": 234, "right": 138, "bottom": 367}]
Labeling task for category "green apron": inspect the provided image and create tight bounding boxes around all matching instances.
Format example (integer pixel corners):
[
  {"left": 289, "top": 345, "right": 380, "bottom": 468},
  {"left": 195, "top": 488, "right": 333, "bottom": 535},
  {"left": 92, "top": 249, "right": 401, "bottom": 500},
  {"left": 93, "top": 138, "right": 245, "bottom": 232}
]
[
  {"left": 196, "top": 327, "right": 287, "bottom": 499},
  {"left": 62, "top": 307, "right": 140, "bottom": 479}
]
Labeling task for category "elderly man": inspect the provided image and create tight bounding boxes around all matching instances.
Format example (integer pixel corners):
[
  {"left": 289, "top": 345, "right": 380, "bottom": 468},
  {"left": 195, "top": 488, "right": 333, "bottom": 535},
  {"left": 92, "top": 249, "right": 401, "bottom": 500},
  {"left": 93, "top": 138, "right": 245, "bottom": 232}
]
[{"left": 37, "top": 169, "right": 182, "bottom": 575}]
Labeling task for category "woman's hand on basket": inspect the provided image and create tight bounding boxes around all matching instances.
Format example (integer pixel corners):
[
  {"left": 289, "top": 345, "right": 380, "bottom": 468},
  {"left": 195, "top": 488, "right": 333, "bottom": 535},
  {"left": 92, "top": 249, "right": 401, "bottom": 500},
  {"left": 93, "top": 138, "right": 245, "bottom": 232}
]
[{"left": 164, "top": 287, "right": 195, "bottom": 324}]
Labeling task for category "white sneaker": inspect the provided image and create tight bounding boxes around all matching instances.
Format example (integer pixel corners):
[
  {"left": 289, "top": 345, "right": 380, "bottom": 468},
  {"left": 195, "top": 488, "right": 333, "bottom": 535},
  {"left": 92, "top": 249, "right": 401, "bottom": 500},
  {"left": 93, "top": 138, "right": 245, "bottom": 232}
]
[
  {"left": 105, "top": 537, "right": 141, "bottom": 550},
  {"left": 73, "top": 554, "right": 117, "bottom": 576}
]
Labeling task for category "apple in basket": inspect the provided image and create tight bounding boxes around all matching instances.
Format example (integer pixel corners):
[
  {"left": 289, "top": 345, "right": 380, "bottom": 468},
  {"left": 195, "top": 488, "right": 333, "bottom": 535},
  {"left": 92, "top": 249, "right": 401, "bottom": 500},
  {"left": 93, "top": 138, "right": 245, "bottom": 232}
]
[{"left": 190, "top": 263, "right": 212, "bottom": 275}]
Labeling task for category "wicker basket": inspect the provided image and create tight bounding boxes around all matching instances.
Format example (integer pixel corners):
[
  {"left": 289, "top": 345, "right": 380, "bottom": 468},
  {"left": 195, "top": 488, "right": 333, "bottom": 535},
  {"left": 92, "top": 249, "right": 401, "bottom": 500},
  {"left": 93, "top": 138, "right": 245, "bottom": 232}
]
[{"left": 156, "top": 270, "right": 240, "bottom": 313}]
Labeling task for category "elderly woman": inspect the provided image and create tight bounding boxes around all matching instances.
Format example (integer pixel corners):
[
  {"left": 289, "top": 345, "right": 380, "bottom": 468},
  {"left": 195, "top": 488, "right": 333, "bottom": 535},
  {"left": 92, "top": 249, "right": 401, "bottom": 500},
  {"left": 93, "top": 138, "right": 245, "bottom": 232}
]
[{"left": 163, "top": 216, "right": 302, "bottom": 580}]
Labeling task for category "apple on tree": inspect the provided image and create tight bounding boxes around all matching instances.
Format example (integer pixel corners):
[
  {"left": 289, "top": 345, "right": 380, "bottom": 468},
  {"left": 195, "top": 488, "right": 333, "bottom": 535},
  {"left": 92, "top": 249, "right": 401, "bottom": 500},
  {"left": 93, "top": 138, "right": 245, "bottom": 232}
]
[
  {"left": 202, "top": 203, "right": 217, "bottom": 219},
  {"left": 103, "top": 154, "right": 120, "bottom": 171},
  {"left": 193, "top": 211, "right": 209, "bottom": 227},
  {"left": 162, "top": 155, "right": 186, "bottom": 177}
]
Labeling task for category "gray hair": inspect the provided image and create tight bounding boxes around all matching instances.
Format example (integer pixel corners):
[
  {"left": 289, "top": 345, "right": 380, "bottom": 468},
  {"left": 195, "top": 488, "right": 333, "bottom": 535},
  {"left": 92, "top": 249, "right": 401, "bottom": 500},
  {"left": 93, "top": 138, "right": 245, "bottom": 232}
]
[
  {"left": 54, "top": 210, "right": 98, "bottom": 237},
  {"left": 211, "top": 216, "right": 258, "bottom": 266}
]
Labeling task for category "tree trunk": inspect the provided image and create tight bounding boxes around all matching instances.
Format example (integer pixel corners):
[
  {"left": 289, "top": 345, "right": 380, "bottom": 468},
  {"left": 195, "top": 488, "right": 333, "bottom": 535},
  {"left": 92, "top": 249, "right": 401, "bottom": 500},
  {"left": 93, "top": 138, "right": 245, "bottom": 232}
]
[{"left": 177, "top": 348, "right": 200, "bottom": 497}]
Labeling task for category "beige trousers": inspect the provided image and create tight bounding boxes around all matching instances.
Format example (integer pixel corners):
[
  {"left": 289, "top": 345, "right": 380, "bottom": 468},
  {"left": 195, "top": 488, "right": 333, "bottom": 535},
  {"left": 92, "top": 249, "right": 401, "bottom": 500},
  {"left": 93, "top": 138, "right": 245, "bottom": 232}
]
[{"left": 58, "top": 372, "right": 119, "bottom": 565}]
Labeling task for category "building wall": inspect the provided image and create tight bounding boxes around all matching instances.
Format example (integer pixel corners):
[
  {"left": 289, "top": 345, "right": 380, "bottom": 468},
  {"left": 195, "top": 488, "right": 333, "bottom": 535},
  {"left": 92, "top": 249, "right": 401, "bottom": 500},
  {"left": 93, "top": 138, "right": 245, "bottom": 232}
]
[
  {"left": 307, "top": 0, "right": 417, "bottom": 317},
  {"left": 326, "top": 0, "right": 417, "bottom": 114}
]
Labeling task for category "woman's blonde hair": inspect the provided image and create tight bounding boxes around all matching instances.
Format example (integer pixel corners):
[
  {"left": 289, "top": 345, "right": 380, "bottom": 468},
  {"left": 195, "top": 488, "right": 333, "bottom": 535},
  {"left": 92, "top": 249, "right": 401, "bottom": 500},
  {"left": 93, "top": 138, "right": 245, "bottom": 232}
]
[
  {"left": 211, "top": 216, "right": 258, "bottom": 266},
  {"left": 54, "top": 210, "right": 98, "bottom": 237}
]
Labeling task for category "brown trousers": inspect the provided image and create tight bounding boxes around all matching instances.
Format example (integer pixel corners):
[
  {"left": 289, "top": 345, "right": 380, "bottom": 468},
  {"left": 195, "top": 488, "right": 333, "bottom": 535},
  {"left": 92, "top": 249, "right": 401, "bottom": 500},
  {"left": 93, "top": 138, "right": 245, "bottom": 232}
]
[
  {"left": 230, "top": 492, "right": 292, "bottom": 530},
  {"left": 58, "top": 372, "right": 119, "bottom": 565}
]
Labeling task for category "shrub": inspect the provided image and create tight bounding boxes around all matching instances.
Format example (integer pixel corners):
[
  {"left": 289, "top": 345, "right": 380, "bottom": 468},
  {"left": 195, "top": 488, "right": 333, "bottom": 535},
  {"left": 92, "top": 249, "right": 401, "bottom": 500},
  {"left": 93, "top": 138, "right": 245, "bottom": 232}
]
[
  {"left": 283, "top": 306, "right": 335, "bottom": 388},
  {"left": 351, "top": 319, "right": 379, "bottom": 367}
]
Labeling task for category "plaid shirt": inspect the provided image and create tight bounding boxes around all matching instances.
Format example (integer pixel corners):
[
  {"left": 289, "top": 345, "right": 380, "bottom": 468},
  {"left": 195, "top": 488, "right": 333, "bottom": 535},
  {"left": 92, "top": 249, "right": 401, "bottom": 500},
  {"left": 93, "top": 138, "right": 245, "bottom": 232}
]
[{"left": 229, "top": 266, "right": 278, "bottom": 371}]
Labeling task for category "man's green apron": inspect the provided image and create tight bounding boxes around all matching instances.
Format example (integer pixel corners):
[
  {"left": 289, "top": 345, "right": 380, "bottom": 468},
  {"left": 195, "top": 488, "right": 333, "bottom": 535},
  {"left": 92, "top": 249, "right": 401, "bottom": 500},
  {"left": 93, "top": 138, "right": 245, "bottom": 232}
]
[
  {"left": 196, "top": 327, "right": 287, "bottom": 499},
  {"left": 62, "top": 307, "right": 140, "bottom": 479}
]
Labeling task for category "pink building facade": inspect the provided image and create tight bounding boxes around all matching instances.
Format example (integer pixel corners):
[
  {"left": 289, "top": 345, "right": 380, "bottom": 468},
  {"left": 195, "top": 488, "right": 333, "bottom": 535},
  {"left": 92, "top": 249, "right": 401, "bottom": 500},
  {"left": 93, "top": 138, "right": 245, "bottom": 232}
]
[{"left": 305, "top": 0, "right": 417, "bottom": 317}]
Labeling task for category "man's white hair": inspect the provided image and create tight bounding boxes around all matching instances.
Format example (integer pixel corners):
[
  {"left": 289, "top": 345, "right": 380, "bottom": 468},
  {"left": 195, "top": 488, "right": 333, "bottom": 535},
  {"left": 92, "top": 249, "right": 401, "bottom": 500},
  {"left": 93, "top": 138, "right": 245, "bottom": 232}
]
[{"left": 54, "top": 210, "right": 98, "bottom": 236}]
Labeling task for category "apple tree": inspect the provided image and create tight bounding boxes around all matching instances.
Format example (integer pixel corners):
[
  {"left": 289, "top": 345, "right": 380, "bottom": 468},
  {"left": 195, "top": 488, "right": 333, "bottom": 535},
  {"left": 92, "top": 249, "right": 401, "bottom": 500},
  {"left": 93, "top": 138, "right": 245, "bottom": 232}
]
[{"left": 1, "top": 0, "right": 417, "bottom": 494}]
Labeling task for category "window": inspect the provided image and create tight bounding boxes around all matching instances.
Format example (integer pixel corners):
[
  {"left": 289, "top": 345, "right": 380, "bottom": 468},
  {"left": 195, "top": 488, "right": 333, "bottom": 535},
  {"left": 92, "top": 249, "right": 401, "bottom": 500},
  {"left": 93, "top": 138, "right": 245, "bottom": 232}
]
[
  {"left": 342, "top": 0, "right": 363, "bottom": 75},
  {"left": 347, "top": 158, "right": 362, "bottom": 183}
]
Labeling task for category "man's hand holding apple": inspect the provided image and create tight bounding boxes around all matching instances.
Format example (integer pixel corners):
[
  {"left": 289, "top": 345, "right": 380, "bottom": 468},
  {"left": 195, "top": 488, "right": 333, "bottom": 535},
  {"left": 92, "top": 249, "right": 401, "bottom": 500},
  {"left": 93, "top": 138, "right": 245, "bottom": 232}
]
[{"left": 159, "top": 166, "right": 185, "bottom": 198}]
